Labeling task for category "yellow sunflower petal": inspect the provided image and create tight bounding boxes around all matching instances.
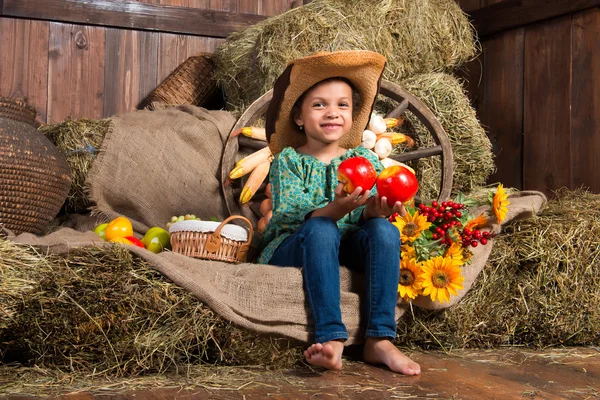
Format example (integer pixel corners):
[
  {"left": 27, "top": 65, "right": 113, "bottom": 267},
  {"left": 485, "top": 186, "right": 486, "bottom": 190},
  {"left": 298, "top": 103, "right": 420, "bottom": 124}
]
[{"left": 492, "top": 184, "right": 510, "bottom": 223}]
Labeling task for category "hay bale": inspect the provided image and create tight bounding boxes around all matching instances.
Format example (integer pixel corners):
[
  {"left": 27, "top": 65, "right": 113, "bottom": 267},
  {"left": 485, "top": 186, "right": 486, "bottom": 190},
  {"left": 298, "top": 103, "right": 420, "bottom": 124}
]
[
  {"left": 384, "top": 72, "right": 495, "bottom": 199},
  {"left": 0, "top": 241, "right": 303, "bottom": 376},
  {"left": 396, "top": 188, "right": 600, "bottom": 349},
  {"left": 39, "top": 119, "right": 111, "bottom": 213},
  {"left": 215, "top": 0, "right": 478, "bottom": 111}
]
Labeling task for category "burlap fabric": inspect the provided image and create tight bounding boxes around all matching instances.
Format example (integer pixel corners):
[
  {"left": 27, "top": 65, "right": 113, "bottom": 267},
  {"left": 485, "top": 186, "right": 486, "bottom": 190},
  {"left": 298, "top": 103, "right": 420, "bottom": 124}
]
[{"left": 9, "top": 106, "right": 548, "bottom": 344}]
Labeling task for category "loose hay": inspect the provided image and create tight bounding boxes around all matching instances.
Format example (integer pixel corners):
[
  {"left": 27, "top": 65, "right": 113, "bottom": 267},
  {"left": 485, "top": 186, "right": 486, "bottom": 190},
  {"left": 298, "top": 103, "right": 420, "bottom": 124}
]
[
  {"left": 396, "top": 188, "right": 600, "bottom": 349},
  {"left": 384, "top": 72, "right": 495, "bottom": 199},
  {"left": 215, "top": 0, "right": 478, "bottom": 111},
  {"left": 0, "top": 241, "right": 303, "bottom": 376},
  {"left": 39, "top": 119, "right": 111, "bottom": 213}
]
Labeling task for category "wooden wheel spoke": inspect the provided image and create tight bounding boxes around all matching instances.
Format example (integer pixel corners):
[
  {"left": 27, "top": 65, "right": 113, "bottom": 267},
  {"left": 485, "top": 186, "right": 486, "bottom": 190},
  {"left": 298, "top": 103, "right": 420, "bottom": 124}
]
[
  {"left": 385, "top": 98, "right": 409, "bottom": 119},
  {"left": 239, "top": 135, "right": 267, "bottom": 150},
  {"left": 390, "top": 145, "right": 443, "bottom": 163}
]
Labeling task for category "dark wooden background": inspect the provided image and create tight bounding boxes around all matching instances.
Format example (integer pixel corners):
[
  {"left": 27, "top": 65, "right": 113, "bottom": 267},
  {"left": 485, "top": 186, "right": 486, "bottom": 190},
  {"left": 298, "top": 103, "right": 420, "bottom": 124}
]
[
  {"left": 457, "top": 0, "right": 600, "bottom": 196},
  {"left": 1, "top": 0, "right": 598, "bottom": 197}
]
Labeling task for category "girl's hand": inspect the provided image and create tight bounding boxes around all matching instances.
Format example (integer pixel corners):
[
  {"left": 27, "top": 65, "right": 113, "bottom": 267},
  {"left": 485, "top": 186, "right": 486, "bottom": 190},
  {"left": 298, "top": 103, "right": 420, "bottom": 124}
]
[
  {"left": 364, "top": 194, "right": 406, "bottom": 220},
  {"left": 311, "top": 182, "right": 370, "bottom": 221}
]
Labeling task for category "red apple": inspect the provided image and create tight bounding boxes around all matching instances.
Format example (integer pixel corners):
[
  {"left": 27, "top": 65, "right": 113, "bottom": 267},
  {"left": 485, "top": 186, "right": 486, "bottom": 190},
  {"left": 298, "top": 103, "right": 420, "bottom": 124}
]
[
  {"left": 376, "top": 165, "right": 419, "bottom": 205},
  {"left": 337, "top": 156, "right": 377, "bottom": 194}
]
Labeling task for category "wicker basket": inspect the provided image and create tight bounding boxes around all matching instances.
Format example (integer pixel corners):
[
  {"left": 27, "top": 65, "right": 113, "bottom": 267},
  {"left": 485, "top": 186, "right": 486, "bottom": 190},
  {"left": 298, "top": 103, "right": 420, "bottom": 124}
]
[
  {"left": 0, "top": 116, "right": 71, "bottom": 235},
  {"left": 0, "top": 97, "right": 37, "bottom": 126},
  {"left": 142, "top": 53, "right": 219, "bottom": 110},
  {"left": 169, "top": 215, "right": 253, "bottom": 263}
]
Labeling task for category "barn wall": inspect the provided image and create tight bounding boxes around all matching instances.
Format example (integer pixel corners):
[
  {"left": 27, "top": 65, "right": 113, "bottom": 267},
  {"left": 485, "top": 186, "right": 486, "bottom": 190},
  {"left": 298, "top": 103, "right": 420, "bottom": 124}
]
[
  {"left": 457, "top": 0, "right": 600, "bottom": 195},
  {"left": 0, "top": 0, "right": 296, "bottom": 124}
]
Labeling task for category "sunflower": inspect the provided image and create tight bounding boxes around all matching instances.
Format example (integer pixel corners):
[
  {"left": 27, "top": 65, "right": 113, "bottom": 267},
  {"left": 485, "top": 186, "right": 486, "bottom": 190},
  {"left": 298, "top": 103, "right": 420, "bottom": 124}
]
[
  {"left": 392, "top": 211, "right": 431, "bottom": 243},
  {"left": 464, "top": 213, "right": 488, "bottom": 231},
  {"left": 398, "top": 257, "right": 424, "bottom": 301},
  {"left": 492, "top": 184, "right": 510, "bottom": 223},
  {"left": 444, "top": 242, "right": 464, "bottom": 267},
  {"left": 421, "top": 256, "right": 465, "bottom": 303},
  {"left": 401, "top": 244, "right": 416, "bottom": 260}
]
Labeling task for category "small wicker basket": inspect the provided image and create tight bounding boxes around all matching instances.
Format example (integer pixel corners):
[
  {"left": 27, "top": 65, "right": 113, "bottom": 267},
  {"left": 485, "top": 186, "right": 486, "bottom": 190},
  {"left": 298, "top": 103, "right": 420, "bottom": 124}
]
[
  {"left": 169, "top": 215, "right": 253, "bottom": 263},
  {"left": 142, "top": 53, "right": 218, "bottom": 110}
]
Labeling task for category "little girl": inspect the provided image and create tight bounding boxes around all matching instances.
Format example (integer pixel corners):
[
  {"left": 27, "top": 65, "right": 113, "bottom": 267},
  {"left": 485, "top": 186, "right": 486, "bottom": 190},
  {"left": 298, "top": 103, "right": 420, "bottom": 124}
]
[{"left": 257, "top": 50, "right": 420, "bottom": 375}]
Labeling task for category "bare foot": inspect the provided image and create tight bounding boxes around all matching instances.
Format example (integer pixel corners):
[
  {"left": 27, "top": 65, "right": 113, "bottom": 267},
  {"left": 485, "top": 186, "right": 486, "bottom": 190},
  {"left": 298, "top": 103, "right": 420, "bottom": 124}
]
[
  {"left": 304, "top": 340, "right": 344, "bottom": 370},
  {"left": 363, "top": 338, "right": 421, "bottom": 375}
]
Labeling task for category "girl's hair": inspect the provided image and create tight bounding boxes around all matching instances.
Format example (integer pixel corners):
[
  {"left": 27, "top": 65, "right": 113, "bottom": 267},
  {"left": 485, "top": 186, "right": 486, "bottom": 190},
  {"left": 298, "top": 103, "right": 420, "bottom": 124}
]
[{"left": 291, "top": 77, "right": 362, "bottom": 124}]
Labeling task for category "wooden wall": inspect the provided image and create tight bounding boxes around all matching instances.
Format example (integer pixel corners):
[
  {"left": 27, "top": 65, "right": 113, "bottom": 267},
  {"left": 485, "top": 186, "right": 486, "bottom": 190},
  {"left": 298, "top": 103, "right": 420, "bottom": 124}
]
[
  {"left": 457, "top": 0, "right": 600, "bottom": 196},
  {"left": 0, "top": 0, "right": 296, "bottom": 124}
]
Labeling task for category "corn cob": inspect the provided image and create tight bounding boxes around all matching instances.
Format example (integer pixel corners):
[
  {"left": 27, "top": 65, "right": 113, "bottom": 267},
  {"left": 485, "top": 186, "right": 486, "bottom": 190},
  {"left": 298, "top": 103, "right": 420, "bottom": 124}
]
[
  {"left": 239, "top": 156, "right": 272, "bottom": 204},
  {"left": 229, "top": 146, "right": 272, "bottom": 180}
]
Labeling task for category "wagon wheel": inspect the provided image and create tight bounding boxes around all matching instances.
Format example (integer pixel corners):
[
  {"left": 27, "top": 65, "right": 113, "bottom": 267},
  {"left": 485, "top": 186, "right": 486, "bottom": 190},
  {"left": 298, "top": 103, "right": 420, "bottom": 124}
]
[{"left": 221, "top": 80, "right": 453, "bottom": 229}]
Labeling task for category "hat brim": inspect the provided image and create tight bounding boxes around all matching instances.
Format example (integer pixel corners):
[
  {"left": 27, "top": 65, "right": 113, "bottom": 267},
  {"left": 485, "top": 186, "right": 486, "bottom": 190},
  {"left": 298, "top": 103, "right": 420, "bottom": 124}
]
[{"left": 266, "top": 51, "right": 386, "bottom": 155}]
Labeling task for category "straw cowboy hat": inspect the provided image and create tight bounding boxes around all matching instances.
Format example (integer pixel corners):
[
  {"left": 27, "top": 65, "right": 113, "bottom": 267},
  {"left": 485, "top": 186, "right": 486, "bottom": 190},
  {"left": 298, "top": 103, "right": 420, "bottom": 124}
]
[{"left": 265, "top": 50, "right": 387, "bottom": 155}]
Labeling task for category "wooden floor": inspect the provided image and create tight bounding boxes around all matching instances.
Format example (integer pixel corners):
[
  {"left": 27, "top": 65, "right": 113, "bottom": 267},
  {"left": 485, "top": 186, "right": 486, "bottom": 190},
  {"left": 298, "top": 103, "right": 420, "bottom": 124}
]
[{"left": 1, "top": 348, "right": 599, "bottom": 399}]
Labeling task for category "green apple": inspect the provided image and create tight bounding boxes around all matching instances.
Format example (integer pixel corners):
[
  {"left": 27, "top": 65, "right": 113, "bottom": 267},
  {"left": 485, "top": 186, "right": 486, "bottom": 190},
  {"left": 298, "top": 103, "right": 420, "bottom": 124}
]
[
  {"left": 93, "top": 223, "right": 109, "bottom": 240},
  {"left": 141, "top": 227, "right": 171, "bottom": 253}
]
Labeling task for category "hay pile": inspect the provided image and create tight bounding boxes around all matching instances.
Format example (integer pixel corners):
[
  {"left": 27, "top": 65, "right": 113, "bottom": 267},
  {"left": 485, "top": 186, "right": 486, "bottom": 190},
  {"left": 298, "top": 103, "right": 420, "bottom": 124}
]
[
  {"left": 0, "top": 240, "right": 302, "bottom": 376},
  {"left": 39, "top": 119, "right": 111, "bottom": 213},
  {"left": 397, "top": 188, "right": 600, "bottom": 349},
  {"left": 215, "top": 0, "right": 478, "bottom": 111},
  {"left": 1, "top": 190, "right": 599, "bottom": 377}
]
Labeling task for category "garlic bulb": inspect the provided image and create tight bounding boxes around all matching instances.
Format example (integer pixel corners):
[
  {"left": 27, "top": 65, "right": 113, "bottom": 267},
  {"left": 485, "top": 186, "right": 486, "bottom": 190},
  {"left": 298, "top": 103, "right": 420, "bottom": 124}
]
[
  {"left": 361, "top": 129, "right": 377, "bottom": 149},
  {"left": 368, "top": 113, "right": 387, "bottom": 134},
  {"left": 374, "top": 138, "right": 392, "bottom": 159}
]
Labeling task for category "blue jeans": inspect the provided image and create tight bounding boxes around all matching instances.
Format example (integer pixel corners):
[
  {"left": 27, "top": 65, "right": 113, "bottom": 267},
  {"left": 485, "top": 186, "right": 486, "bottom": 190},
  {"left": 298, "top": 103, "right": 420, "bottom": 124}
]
[{"left": 269, "top": 216, "right": 400, "bottom": 344}]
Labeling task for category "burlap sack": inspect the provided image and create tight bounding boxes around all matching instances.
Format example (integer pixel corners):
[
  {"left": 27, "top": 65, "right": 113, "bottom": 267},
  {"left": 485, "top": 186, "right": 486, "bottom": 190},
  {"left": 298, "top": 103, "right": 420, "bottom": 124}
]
[
  {"left": 87, "top": 105, "right": 235, "bottom": 233},
  {"left": 8, "top": 106, "right": 548, "bottom": 344}
]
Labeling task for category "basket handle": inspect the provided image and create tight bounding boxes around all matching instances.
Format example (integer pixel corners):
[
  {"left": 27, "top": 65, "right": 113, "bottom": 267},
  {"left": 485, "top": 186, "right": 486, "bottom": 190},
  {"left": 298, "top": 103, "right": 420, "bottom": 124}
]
[{"left": 204, "top": 215, "right": 254, "bottom": 262}]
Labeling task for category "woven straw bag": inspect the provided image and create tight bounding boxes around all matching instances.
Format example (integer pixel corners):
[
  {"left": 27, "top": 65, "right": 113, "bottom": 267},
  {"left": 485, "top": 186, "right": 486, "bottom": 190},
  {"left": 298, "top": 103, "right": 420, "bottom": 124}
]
[
  {"left": 169, "top": 215, "right": 253, "bottom": 263},
  {"left": 142, "top": 53, "right": 218, "bottom": 110},
  {"left": 0, "top": 97, "right": 37, "bottom": 126},
  {"left": 0, "top": 99, "right": 71, "bottom": 235}
]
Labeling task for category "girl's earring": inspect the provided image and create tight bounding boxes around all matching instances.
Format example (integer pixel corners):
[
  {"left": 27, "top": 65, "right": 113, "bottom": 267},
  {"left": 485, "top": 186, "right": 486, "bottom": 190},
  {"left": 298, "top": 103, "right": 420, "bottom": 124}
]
[{"left": 298, "top": 125, "right": 304, "bottom": 131}]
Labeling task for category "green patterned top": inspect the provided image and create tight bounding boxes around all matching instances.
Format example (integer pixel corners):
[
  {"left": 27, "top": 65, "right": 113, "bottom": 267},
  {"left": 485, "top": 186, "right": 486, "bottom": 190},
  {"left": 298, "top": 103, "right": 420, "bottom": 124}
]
[{"left": 257, "top": 146, "right": 383, "bottom": 264}]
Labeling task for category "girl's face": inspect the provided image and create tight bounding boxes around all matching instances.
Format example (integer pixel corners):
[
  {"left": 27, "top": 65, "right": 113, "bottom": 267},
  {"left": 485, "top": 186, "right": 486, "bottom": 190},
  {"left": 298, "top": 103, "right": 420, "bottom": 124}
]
[{"left": 294, "top": 80, "right": 353, "bottom": 147}]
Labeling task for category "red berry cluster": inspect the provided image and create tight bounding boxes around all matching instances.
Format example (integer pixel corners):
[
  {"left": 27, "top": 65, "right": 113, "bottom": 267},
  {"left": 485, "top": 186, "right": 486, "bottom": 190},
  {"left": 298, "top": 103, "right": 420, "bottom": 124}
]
[
  {"left": 461, "top": 228, "right": 495, "bottom": 248},
  {"left": 416, "top": 201, "right": 466, "bottom": 245}
]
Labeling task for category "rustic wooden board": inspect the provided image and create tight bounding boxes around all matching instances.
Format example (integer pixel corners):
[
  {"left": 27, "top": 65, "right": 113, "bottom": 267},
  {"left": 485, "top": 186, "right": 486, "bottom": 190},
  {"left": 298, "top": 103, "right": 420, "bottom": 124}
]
[
  {"left": 571, "top": 8, "right": 600, "bottom": 192},
  {"left": 0, "top": 18, "right": 50, "bottom": 123},
  {"left": 471, "top": 0, "right": 600, "bottom": 37},
  {"left": 261, "top": 0, "right": 292, "bottom": 16},
  {"left": 481, "top": 29, "right": 525, "bottom": 189},
  {"left": 239, "top": 0, "right": 259, "bottom": 14},
  {"left": 103, "top": 28, "right": 159, "bottom": 117},
  {"left": 523, "top": 16, "right": 572, "bottom": 194},
  {"left": 457, "top": 0, "right": 481, "bottom": 12},
  {"left": 1, "top": 0, "right": 266, "bottom": 38},
  {"left": 47, "top": 22, "right": 105, "bottom": 123}
]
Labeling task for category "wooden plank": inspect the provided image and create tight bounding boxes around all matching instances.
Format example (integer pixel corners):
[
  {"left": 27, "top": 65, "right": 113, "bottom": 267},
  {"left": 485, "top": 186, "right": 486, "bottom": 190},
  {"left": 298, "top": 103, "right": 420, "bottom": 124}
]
[
  {"left": 470, "top": 0, "right": 600, "bottom": 37},
  {"left": 104, "top": 28, "right": 159, "bottom": 117},
  {"left": 457, "top": 0, "right": 481, "bottom": 12},
  {"left": 239, "top": 0, "right": 259, "bottom": 14},
  {"left": 210, "top": 0, "right": 238, "bottom": 12},
  {"left": 523, "top": 16, "right": 571, "bottom": 195},
  {"left": 1, "top": 0, "right": 267, "bottom": 38},
  {"left": 261, "top": 0, "right": 292, "bottom": 16},
  {"left": 0, "top": 18, "right": 49, "bottom": 123},
  {"left": 47, "top": 22, "right": 105, "bottom": 122},
  {"left": 481, "top": 29, "right": 525, "bottom": 189},
  {"left": 571, "top": 8, "right": 600, "bottom": 192}
]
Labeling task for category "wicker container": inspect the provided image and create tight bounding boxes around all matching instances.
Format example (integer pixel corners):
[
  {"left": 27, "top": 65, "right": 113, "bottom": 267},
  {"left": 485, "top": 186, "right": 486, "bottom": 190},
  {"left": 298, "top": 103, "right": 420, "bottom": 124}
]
[
  {"left": 0, "top": 115, "right": 71, "bottom": 235},
  {"left": 0, "top": 97, "right": 37, "bottom": 126},
  {"left": 142, "top": 53, "right": 219, "bottom": 110},
  {"left": 169, "top": 215, "right": 253, "bottom": 263}
]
